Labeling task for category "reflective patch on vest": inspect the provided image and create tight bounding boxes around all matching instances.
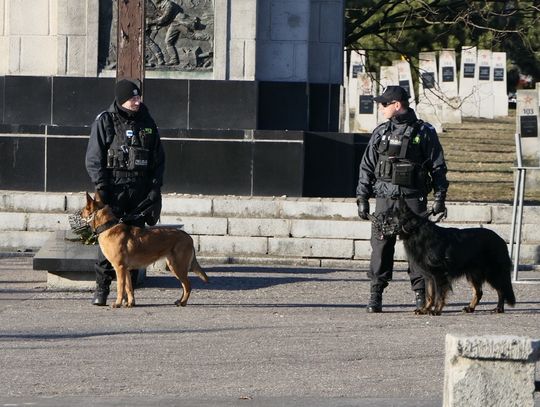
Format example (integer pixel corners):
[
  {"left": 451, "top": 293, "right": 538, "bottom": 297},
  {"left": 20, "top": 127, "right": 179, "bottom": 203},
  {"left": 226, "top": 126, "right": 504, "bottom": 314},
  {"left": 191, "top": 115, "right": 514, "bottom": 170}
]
[{"left": 412, "top": 134, "right": 421, "bottom": 144}]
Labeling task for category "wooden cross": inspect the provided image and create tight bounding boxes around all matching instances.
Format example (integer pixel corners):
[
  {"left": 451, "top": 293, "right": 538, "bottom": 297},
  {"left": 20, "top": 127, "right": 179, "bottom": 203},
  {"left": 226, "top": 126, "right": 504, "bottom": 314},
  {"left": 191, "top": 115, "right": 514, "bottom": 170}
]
[{"left": 116, "top": 0, "right": 145, "bottom": 88}]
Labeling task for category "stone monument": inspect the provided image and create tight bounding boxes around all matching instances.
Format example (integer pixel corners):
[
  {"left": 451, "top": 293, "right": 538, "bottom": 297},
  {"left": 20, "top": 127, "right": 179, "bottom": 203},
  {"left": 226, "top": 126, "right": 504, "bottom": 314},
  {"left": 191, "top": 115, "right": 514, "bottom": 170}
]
[
  {"left": 438, "top": 49, "right": 462, "bottom": 124},
  {"left": 354, "top": 72, "right": 377, "bottom": 132},
  {"left": 459, "top": 45, "right": 480, "bottom": 118},
  {"left": 377, "top": 65, "right": 399, "bottom": 124},
  {"left": 477, "top": 49, "right": 494, "bottom": 119},
  {"left": 492, "top": 51, "right": 508, "bottom": 117},
  {"left": 393, "top": 59, "right": 416, "bottom": 110},
  {"left": 416, "top": 51, "right": 443, "bottom": 133}
]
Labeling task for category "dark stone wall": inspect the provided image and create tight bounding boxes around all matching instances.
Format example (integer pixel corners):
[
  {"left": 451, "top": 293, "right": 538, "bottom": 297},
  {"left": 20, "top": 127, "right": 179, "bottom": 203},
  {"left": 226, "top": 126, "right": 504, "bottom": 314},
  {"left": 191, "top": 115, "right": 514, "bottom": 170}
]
[{"left": 0, "top": 76, "right": 368, "bottom": 197}]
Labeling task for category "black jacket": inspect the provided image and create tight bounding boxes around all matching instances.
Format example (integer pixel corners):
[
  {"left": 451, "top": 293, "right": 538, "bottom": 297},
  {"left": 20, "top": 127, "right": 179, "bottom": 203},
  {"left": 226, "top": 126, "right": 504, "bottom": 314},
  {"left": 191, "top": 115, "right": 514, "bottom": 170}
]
[
  {"left": 85, "top": 101, "right": 165, "bottom": 190},
  {"left": 356, "top": 108, "right": 448, "bottom": 200}
]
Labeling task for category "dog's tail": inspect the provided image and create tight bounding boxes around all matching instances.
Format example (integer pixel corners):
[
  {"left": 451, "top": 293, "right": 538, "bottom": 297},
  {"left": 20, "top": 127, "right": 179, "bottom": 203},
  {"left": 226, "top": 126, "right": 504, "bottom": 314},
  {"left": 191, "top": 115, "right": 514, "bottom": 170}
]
[
  {"left": 190, "top": 248, "right": 209, "bottom": 283},
  {"left": 503, "top": 281, "right": 516, "bottom": 307}
]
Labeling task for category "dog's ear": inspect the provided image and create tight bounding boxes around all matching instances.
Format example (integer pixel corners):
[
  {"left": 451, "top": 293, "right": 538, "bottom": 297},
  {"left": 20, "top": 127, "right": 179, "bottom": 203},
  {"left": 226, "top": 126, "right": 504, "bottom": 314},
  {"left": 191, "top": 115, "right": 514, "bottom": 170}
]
[{"left": 85, "top": 191, "right": 94, "bottom": 206}]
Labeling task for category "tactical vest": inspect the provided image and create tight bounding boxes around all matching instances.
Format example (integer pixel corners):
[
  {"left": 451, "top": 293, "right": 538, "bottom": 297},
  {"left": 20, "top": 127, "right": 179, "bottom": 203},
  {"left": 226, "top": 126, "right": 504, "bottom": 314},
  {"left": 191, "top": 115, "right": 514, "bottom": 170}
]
[
  {"left": 105, "top": 112, "right": 151, "bottom": 178},
  {"left": 375, "top": 120, "right": 429, "bottom": 190}
]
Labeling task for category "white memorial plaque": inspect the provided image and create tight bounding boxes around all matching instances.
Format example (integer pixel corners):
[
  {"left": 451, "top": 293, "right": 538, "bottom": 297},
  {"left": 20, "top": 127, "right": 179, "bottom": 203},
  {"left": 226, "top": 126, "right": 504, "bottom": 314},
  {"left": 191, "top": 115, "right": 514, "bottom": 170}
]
[
  {"left": 393, "top": 60, "right": 416, "bottom": 110},
  {"left": 477, "top": 49, "right": 494, "bottom": 119},
  {"left": 438, "top": 49, "right": 462, "bottom": 124},
  {"left": 516, "top": 89, "right": 539, "bottom": 165},
  {"left": 348, "top": 50, "right": 367, "bottom": 116},
  {"left": 354, "top": 72, "right": 378, "bottom": 132},
  {"left": 459, "top": 46, "right": 480, "bottom": 117},
  {"left": 492, "top": 52, "right": 508, "bottom": 117},
  {"left": 417, "top": 52, "right": 443, "bottom": 133},
  {"left": 378, "top": 65, "right": 399, "bottom": 124}
]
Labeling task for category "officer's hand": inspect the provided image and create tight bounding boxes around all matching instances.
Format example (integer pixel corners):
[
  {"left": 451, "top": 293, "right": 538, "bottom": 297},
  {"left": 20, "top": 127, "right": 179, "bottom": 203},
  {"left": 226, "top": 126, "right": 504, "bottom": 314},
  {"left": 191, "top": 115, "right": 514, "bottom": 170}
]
[
  {"left": 357, "top": 199, "right": 370, "bottom": 220},
  {"left": 147, "top": 186, "right": 161, "bottom": 203},
  {"left": 432, "top": 198, "right": 446, "bottom": 215}
]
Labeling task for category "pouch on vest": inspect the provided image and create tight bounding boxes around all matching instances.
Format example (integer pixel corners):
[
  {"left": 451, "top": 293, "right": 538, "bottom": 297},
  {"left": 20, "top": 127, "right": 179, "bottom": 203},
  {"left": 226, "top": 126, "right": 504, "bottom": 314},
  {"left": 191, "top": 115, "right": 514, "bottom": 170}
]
[
  {"left": 127, "top": 147, "right": 149, "bottom": 170},
  {"left": 376, "top": 159, "right": 393, "bottom": 182},
  {"left": 392, "top": 162, "right": 415, "bottom": 187}
]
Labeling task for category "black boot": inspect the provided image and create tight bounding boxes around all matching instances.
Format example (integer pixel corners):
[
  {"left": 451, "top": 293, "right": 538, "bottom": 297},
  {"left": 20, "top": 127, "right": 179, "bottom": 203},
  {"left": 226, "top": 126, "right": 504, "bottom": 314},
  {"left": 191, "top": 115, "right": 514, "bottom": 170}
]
[
  {"left": 367, "top": 286, "right": 383, "bottom": 313},
  {"left": 92, "top": 286, "right": 110, "bottom": 306},
  {"left": 414, "top": 289, "right": 426, "bottom": 310}
]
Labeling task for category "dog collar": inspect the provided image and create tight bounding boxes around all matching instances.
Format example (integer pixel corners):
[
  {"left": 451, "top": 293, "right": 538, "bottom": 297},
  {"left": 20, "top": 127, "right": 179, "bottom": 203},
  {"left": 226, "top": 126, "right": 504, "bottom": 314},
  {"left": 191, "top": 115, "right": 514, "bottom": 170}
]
[{"left": 94, "top": 219, "right": 119, "bottom": 235}]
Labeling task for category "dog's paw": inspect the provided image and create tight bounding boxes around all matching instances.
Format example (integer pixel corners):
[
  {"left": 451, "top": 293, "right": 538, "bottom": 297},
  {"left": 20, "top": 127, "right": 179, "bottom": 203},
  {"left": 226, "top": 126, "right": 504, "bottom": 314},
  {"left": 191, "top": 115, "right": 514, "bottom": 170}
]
[
  {"left": 111, "top": 302, "right": 122, "bottom": 308},
  {"left": 490, "top": 307, "right": 504, "bottom": 314},
  {"left": 174, "top": 299, "right": 187, "bottom": 307},
  {"left": 462, "top": 306, "right": 475, "bottom": 313}
]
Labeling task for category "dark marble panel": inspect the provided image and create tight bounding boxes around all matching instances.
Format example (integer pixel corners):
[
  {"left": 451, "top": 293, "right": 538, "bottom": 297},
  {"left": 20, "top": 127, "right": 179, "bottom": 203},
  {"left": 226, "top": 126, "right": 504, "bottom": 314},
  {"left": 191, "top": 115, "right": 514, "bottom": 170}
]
[
  {"left": 258, "top": 82, "right": 308, "bottom": 131},
  {"left": 46, "top": 125, "right": 91, "bottom": 136},
  {"left": 189, "top": 80, "right": 258, "bottom": 130},
  {"left": 0, "top": 136, "right": 45, "bottom": 190},
  {"left": 52, "top": 77, "right": 115, "bottom": 127},
  {"left": 252, "top": 141, "right": 304, "bottom": 197},
  {"left": 0, "top": 76, "right": 4, "bottom": 125},
  {"left": 4, "top": 76, "right": 52, "bottom": 125},
  {"left": 0, "top": 124, "right": 45, "bottom": 134},
  {"left": 162, "top": 139, "right": 252, "bottom": 195},
  {"left": 144, "top": 79, "right": 189, "bottom": 129},
  {"left": 253, "top": 130, "right": 304, "bottom": 140},
  {"left": 303, "top": 132, "right": 369, "bottom": 197},
  {"left": 46, "top": 137, "right": 94, "bottom": 192},
  {"left": 308, "top": 84, "right": 341, "bottom": 132}
]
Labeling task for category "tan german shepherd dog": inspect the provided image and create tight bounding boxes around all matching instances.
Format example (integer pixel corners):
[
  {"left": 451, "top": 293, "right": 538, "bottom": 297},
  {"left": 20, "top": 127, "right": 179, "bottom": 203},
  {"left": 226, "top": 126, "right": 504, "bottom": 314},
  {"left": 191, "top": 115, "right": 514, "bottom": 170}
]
[{"left": 81, "top": 191, "right": 209, "bottom": 308}]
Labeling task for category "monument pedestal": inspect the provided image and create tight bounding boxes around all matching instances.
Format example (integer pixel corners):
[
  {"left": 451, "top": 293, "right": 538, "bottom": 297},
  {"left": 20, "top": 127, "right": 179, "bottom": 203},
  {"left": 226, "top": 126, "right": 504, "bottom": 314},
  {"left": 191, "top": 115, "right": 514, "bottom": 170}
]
[{"left": 33, "top": 231, "right": 146, "bottom": 291}]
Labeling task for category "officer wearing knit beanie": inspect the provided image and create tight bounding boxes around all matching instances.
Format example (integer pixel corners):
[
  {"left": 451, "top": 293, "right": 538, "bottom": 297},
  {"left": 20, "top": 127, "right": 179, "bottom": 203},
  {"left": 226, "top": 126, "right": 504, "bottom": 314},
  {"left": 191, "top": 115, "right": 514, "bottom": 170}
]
[
  {"left": 85, "top": 77, "right": 165, "bottom": 306},
  {"left": 115, "top": 79, "right": 142, "bottom": 106}
]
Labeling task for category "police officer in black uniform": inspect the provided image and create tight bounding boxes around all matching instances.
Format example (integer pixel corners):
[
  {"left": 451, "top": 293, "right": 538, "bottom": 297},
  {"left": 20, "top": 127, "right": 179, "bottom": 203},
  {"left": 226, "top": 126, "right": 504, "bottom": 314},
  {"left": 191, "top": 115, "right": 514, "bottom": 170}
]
[
  {"left": 85, "top": 79, "right": 165, "bottom": 306},
  {"left": 356, "top": 86, "right": 449, "bottom": 313}
]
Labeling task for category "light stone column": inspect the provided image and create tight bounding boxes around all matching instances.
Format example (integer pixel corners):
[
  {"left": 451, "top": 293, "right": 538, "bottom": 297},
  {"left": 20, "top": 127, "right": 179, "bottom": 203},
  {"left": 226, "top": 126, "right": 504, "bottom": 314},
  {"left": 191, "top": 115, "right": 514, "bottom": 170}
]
[
  {"left": 417, "top": 51, "right": 443, "bottom": 133},
  {"left": 438, "top": 49, "right": 462, "bottom": 124},
  {"left": 443, "top": 334, "right": 540, "bottom": 407},
  {"left": 492, "top": 51, "right": 508, "bottom": 117},
  {"left": 459, "top": 45, "right": 480, "bottom": 118},
  {"left": 477, "top": 49, "right": 494, "bottom": 119}
]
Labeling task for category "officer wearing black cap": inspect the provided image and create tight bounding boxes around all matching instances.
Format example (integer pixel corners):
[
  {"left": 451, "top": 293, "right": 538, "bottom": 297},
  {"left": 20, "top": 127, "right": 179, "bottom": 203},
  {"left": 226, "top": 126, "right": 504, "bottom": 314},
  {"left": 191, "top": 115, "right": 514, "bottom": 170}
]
[
  {"left": 85, "top": 78, "right": 165, "bottom": 306},
  {"left": 356, "top": 85, "right": 449, "bottom": 313}
]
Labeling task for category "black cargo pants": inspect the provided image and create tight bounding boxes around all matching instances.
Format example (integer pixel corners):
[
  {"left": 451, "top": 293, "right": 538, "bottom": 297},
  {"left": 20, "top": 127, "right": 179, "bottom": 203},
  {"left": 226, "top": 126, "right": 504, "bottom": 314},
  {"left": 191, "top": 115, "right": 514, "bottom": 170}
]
[{"left": 368, "top": 196, "right": 428, "bottom": 292}]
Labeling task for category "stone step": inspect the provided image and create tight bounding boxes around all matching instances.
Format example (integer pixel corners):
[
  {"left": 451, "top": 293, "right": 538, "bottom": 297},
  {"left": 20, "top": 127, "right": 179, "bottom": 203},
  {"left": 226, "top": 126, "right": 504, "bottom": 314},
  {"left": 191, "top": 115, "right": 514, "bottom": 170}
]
[{"left": 0, "top": 191, "right": 539, "bottom": 266}]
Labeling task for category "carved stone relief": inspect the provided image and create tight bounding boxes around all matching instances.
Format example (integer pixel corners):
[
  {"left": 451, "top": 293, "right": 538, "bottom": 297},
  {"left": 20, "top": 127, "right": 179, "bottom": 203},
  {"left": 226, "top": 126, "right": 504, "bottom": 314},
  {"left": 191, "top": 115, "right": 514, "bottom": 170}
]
[{"left": 98, "top": 0, "right": 214, "bottom": 73}]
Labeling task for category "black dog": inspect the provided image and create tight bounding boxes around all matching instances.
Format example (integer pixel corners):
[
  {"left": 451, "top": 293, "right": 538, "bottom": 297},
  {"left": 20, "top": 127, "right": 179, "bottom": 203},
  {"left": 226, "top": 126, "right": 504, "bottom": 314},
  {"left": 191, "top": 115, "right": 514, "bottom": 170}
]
[{"left": 377, "top": 200, "right": 516, "bottom": 315}]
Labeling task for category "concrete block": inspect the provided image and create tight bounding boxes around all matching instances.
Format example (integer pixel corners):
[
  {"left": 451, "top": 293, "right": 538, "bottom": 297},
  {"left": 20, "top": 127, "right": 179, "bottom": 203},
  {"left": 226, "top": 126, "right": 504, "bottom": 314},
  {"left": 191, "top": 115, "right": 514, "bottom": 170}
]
[
  {"left": 22, "top": 36, "right": 57, "bottom": 75},
  {"left": 160, "top": 215, "right": 227, "bottom": 236},
  {"left": 0, "top": 191, "right": 66, "bottom": 212},
  {"left": 445, "top": 203, "right": 492, "bottom": 223},
  {"left": 291, "top": 219, "right": 369, "bottom": 239},
  {"left": 280, "top": 199, "right": 357, "bottom": 219},
  {"left": 317, "top": 1, "right": 343, "bottom": 43},
  {"left": 0, "top": 231, "right": 53, "bottom": 251},
  {"left": 493, "top": 205, "right": 540, "bottom": 225},
  {"left": 230, "top": 0, "right": 257, "bottom": 39},
  {"left": 293, "top": 42, "right": 308, "bottom": 80},
  {"left": 57, "top": 0, "right": 87, "bottom": 35},
  {"left": 320, "top": 258, "right": 369, "bottom": 270},
  {"left": 66, "top": 35, "right": 87, "bottom": 76},
  {"left": 213, "top": 197, "right": 279, "bottom": 218},
  {"left": 257, "top": 41, "right": 295, "bottom": 80},
  {"left": 65, "top": 193, "right": 86, "bottom": 212},
  {"left": 443, "top": 334, "right": 540, "bottom": 407},
  {"left": 27, "top": 213, "right": 70, "bottom": 231},
  {"left": 9, "top": 0, "right": 49, "bottom": 35},
  {"left": 199, "top": 235, "right": 268, "bottom": 255},
  {"left": 0, "top": 37, "right": 8, "bottom": 74},
  {"left": 0, "top": 212, "right": 26, "bottom": 230},
  {"left": 161, "top": 196, "right": 212, "bottom": 216},
  {"left": 228, "top": 218, "right": 290, "bottom": 237},
  {"left": 268, "top": 237, "right": 353, "bottom": 258},
  {"left": 270, "top": 0, "right": 310, "bottom": 41}
]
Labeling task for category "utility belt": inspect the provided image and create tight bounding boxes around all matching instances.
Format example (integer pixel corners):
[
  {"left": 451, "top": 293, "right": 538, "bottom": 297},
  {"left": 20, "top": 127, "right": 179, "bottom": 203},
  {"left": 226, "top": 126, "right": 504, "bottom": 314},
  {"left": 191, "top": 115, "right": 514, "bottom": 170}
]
[{"left": 376, "top": 157, "right": 430, "bottom": 190}]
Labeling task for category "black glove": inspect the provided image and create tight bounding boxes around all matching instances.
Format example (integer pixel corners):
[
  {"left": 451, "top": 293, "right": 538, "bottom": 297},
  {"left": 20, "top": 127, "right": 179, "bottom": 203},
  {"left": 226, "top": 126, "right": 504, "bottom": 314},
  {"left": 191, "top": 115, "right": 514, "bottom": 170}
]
[
  {"left": 432, "top": 197, "right": 446, "bottom": 215},
  {"left": 147, "top": 186, "right": 161, "bottom": 203},
  {"left": 357, "top": 198, "right": 370, "bottom": 220}
]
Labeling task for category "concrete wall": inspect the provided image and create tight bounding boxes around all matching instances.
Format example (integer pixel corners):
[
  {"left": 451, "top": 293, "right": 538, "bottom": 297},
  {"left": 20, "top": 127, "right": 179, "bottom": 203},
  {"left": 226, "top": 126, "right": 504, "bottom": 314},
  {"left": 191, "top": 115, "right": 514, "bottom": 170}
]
[
  {"left": 2, "top": 191, "right": 540, "bottom": 268},
  {"left": 0, "top": 0, "right": 99, "bottom": 76},
  {"left": 0, "top": 0, "right": 343, "bottom": 83}
]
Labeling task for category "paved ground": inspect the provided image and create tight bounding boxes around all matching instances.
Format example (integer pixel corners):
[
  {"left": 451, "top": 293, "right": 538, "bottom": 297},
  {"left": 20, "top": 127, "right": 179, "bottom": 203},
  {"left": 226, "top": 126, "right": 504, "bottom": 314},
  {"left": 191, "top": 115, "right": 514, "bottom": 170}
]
[{"left": 1, "top": 255, "right": 540, "bottom": 407}]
